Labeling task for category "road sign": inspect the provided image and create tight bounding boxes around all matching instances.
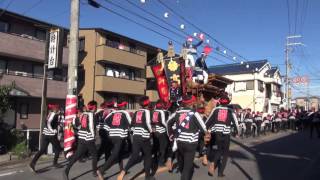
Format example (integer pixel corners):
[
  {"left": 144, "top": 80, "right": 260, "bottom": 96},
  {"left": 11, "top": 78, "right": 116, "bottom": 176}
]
[{"left": 48, "top": 29, "right": 63, "bottom": 69}]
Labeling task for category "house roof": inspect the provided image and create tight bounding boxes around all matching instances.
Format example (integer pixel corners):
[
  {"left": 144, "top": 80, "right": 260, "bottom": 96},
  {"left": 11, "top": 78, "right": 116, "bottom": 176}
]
[
  {"left": 0, "top": 8, "right": 68, "bottom": 31},
  {"left": 264, "top": 67, "right": 279, "bottom": 77},
  {"left": 80, "top": 28, "right": 164, "bottom": 52},
  {"left": 208, "top": 60, "right": 268, "bottom": 75}
]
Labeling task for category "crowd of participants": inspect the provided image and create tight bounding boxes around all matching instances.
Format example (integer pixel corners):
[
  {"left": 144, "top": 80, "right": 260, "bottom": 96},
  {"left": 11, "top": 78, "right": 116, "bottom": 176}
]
[{"left": 27, "top": 94, "right": 320, "bottom": 180}]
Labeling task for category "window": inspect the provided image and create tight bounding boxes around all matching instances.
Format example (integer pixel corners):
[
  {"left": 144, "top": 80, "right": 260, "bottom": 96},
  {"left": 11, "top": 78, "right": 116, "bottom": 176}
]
[
  {"left": 129, "top": 43, "right": 137, "bottom": 54},
  {"left": 246, "top": 81, "right": 254, "bottom": 90},
  {"left": 35, "top": 29, "right": 46, "bottom": 41},
  {"left": 234, "top": 81, "right": 246, "bottom": 91},
  {"left": 0, "top": 60, "right": 6, "bottom": 73},
  {"left": 20, "top": 103, "right": 29, "bottom": 119},
  {"left": 258, "top": 80, "right": 264, "bottom": 92},
  {"left": 129, "top": 70, "right": 135, "bottom": 80},
  {"left": 0, "top": 21, "right": 9, "bottom": 32},
  {"left": 106, "top": 35, "right": 120, "bottom": 49},
  {"left": 33, "top": 64, "right": 43, "bottom": 78},
  {"left": 79, "top": 37, "right": 85, "bottom": 52}
]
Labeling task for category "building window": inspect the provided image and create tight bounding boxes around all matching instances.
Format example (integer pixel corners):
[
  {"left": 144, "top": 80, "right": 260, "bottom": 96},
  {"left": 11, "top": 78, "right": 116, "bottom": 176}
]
[
  {"left": 0, "top": 21, "right": 9, "bottom": 32},
  {"left": 35, "top": 29, "right": 46, "bottom": 41},
  {"left": 20, "top": 103, "right": 29, "bottom": 119},
  {"left": 258, "top": 80, "right": 264, "bottom": 92},
  {"left": 106, "top": 35, "right": 120, "bottom": 49},
  {"left": 33, "top": 64, "right": 43, "bottom": 78},
  {"left": 246, "top": 81, "right": 254, "bottom": 90},
  {"left": 0, "top": 59, "right": 6, "bottom": 73},
  {"left": 129, "top": 43, "right": 137, "bottom": 54},
  {"left": 79, "top": 37, "right": 85, "bottom": 52}
]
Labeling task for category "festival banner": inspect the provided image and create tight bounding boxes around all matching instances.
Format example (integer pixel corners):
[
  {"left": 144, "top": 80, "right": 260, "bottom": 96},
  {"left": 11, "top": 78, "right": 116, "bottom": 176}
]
[{"left": 152, "top": 63, "right": 169, "bottom": 103}]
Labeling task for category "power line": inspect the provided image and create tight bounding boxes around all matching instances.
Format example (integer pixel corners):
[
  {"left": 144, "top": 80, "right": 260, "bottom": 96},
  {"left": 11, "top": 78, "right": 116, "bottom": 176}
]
[
  {"left": 85, "top": 1, "right": 182, "bottom": 45},
  {"left": 87, "top": 0, "right": 236, "bottom": 64},
  {"left": 0, "top": 0, "right": 14, "bottom": 17},
  {"left": 103, "top": 0, "right": 186, "bottom": 40},
  {"left": 286, "top": 0, "right": 291, "bottom": 35},
  {"left": 22, "top": 0, "right": 44, "bottom": 15},
  {"left": 124, "top": 0, "right": 189, "bottom": 37},
  {"left": 293, "top": 0, "right": 299, "bottom": 35},
  {"left": 123, "top": 0, "right": 238, "bottom": 63},
  {"left": 156, "top": 0, "right": 247, "bottom": 63}
]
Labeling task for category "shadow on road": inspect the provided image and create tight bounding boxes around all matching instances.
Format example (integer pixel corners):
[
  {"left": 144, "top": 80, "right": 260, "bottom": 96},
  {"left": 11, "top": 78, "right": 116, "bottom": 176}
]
[{"left": 229, "top": 131, "right": 320, "bottom": 180}]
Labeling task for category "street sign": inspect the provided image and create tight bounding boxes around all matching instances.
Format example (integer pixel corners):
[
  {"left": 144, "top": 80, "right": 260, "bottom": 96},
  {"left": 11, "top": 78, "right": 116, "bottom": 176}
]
[{"left": 48, "top": 29, "right": 63, "bottom": 69}]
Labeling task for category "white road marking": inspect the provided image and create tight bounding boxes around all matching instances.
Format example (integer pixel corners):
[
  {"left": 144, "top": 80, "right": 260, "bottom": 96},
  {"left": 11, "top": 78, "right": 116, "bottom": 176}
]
[
  {"left": 0, "top": 170, "right": 24, "bottom": 177},
  {"left": 258, "top": 152, "right": 311, "bottom": 160}
]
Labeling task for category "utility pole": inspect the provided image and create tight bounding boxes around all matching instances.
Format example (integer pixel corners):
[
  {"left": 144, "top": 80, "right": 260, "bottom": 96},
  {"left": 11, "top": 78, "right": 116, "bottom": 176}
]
[
  {"left": 68, "top": 0, "right": 80, "bottom": 95},
  {"left": 285, "top": 35, "right": 303, "bottom": 110},
  {"left": 39, "top": 31, "right": 50, "bottom": 150},
  {"left": 64, "top": 0, "right": 79, "bottom": 158}
]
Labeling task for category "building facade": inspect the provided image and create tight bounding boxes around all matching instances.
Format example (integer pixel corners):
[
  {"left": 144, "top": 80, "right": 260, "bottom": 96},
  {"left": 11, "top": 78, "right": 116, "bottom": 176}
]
[
  {"left": 0, "top": 10, "right": 68, "bottom": 150},
  {"left": 209, "top": 60, "right": 282, "bottom": 113},
  {"left": 294, "top": 96, "right": 320, "bottom": 111},
  {"left": 78, "top": 28, "right": 158, "bottom": 108}
]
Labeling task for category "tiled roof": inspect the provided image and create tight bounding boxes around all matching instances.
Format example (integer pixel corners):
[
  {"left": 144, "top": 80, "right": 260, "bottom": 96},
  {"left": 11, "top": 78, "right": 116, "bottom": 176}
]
[
  {"left": 264, "top": 67, "right": 278, "bottom": 77},
  {"left": 208, "top": 60, "right": 268, "bottom": 75}
]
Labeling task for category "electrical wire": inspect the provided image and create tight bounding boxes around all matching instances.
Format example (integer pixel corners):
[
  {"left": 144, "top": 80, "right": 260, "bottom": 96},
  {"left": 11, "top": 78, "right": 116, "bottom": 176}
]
[
  {"left": 0, "top": 0, "right": 14, "bottom": 17},
  {"left": 22, "top": 0, "right": 44, "bottom": 15},
  {"left": 103, "top": 0, "right": 186, "bottom": 40},
  {"left": 286, "top": 0, "right": 291, "bottom": 35},
  {"left": 156, "top": 0, "right": 247, "bottom": 63}
]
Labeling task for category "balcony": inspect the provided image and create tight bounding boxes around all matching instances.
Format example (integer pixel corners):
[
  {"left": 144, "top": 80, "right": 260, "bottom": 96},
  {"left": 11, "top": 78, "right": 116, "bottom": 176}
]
[
  {"left": 0, "top": 74, "right": 67, "bottom": 99},
  {"left": 95, "top": 75, "right": 146, "bottom": 95},
  {"left": 96, "top": 45, "right": 146, "bottom": 69},
  {"left": 0, "top": 32, "right": 68, "bottom": 64}
]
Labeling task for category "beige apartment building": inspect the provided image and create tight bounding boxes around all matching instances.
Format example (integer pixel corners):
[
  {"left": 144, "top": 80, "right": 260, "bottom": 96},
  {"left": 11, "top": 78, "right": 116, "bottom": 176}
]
[{"left": 78, "top": 28, "right": 159, "bottom": 109}]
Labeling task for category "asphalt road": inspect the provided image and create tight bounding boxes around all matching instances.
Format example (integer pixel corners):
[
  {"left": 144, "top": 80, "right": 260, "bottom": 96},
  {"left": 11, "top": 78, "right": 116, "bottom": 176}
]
[{"left": 0, "top": 130, "right": 320, "bottom": 180}]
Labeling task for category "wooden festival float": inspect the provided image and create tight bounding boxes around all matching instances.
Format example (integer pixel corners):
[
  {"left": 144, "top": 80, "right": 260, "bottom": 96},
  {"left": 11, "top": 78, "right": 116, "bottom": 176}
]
[{"left": 149, "top": 39, "right": 233, "bottom": 114}]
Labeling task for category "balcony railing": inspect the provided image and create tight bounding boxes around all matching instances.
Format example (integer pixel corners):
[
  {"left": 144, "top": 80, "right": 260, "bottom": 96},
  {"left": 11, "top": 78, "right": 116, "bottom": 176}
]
[
  {"left": 0, "top": 31, "right": 68, "bottom": 64},
  {"left": 105, "top": 40, "right": 145, "bottom": 57},
  {"left": 0, "top": 69, "right": 67, "bottom": 81},
  {"left": 95, "top": 75, "right": 146, "bottom": 95},
  {"left": 96, "top": 45, "right": 146, "bottom": 69}
]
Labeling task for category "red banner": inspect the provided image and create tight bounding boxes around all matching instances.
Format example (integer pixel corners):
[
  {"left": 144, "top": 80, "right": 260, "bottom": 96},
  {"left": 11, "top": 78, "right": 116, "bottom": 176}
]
[{"left": 152, "top": 64, "right": 169, "bottom": 103}]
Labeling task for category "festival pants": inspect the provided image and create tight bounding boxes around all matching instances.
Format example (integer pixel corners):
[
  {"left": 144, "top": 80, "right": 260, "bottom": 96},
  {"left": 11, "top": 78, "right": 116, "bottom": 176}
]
[
  {"left": 177, "top": 142, "right": 197, "bottom": 180},
  {"left": 31, "top": 135, "right": 62, "bottom": 166}
]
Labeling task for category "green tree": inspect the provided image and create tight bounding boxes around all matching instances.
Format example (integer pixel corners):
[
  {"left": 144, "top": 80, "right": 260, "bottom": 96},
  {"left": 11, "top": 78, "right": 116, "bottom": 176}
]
[{"left": 0, "top": 85, "right": 12, "bottom": 115}]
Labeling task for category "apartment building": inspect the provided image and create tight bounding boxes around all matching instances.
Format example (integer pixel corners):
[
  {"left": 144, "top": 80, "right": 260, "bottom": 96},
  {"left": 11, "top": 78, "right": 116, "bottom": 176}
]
[
  {"left": 78, "top": 28, "right": 159, "bottom": 109},
  {"left": 0, "top": 10, "right": 68, "bottom": 150},
  {"left": 209, "top": 60, "right": 283, "bottom": 112}
]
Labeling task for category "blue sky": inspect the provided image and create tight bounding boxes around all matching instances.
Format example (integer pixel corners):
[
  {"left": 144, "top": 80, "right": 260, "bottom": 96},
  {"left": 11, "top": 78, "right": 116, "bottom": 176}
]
[{"left": 1, "top": 0, "right": 319, "bottom": 97}]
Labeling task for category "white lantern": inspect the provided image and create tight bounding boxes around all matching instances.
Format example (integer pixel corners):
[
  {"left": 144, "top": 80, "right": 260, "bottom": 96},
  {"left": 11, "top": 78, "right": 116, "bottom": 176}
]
[
  {"left": 193, "top": 32, "right": 197, "bottom": 37},
  {"left": 233, "top": 56, "right": 236, "bottom": 60},
  {"left": 240, "top": 61, "right": 244, "bottom": 64},
  {"left": 140, "top": 0, "right": 146, "bottom": 3},
  {"left": 223, "top": 50, "right": 227, "bottom": 54},
  {"left": 206, "top": 39, "right": 210, "bottom": 43},
  {"left": 246, "top": 64, "right": 250, "bottom": 68},
  {"left": 164, "top": 12, "right": 169, "bottom": 18},
  {"left": 180, "top": 24, "right": 185, "bottom": 30}
]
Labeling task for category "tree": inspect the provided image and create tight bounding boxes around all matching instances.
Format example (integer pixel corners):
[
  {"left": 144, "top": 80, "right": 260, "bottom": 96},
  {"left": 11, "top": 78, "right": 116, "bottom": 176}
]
[{"left": 0, "top": 85, "right": 12, "bottom": 115}]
